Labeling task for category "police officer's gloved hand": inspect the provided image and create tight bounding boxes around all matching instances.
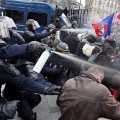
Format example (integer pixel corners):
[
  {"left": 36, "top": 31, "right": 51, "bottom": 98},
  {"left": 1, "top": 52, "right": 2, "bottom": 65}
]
[
  {"left": 43, "top": 87, "right": 60, "bottom": 95},
  {"left": 27, "top": 42, "right": 45, "bottom": 58},
  {"left": 52, "top": 86, "right": 62, "bottom": 92}
]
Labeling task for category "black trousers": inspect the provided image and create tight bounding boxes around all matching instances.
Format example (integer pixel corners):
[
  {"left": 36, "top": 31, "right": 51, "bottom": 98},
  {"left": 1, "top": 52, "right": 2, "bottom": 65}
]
[
  {"left": 3, "top": 84, "right": 41, "bottom": 119},
  {"left": 17, "top": 93, "right": 41, "bottom": 119}
]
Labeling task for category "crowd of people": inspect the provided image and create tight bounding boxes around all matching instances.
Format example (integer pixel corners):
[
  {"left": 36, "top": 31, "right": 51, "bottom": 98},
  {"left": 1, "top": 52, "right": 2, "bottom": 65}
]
[{"left": 0, "top": 15, "right": 119, "bottom": 120}]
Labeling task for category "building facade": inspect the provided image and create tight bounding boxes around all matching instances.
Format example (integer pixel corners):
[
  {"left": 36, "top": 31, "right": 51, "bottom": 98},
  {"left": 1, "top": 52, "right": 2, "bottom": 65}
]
[
  {"left": 85, "top": 0, "right": 120, "bottom": 20},
  {"left": 33, "top": 0, "right": 84, "bottom": 10}
]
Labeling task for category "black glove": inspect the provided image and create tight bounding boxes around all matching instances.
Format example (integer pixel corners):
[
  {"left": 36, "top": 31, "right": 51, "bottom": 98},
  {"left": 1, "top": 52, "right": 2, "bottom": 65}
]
[
  {"left": 27, "top": 42, "right": 45, "bottom": 58},
  {"left": 43, "top": 87, "right": 61, "bottom": 95},
  {"left": 52, "top": 86, "right": 62, "bottom": 92}
]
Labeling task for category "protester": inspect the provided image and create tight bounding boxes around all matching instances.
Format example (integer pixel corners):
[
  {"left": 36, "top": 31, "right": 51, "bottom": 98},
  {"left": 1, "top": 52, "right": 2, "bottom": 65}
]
[
  {"left": 41, "top": 32, "right": 61, "bottom": 48},
  {"left": 58, "top": 66, "right": 120, "bottom": 120},
  {"left": 88, "top": 43, "right": 116, "bottom": 67},
  {"left": 64, "top": 32, "right": 79, "bottom": 54}
]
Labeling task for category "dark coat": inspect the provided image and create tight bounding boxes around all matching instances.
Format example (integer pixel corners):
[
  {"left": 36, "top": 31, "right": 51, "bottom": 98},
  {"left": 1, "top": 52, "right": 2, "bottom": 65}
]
[
  {"left": 3, "top": 31, "right": 25, "bottom": 45},
  {"left": 10, "top": 30, "right": 25, "bottom": 44},
  {"left": 0, "top": 44, "right": 53, "bottom": 94},
  {"left": 23, "top": 29, "right": 52, "bottom": 43},
  {"left": 64, "top": 34, "right": 79, "bottom": 54},
  {"left": 59, "top": 71, "right": 120, "bottom": 120}
]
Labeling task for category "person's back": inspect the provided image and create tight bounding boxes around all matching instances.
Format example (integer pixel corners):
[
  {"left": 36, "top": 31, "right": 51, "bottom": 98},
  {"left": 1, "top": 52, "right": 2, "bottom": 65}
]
[
  {"left": 64, "top": 32, "right": 79, "bottom": 54},
  {"left": 59, "top": 67, "right": 120, "bottom": 120}
]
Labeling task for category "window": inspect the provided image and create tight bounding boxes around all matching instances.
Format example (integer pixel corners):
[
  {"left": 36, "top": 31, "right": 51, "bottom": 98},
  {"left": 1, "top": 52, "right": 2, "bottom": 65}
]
[
  {"left": 27, "top": 12, "right": 47, "bottom": 26},
  {"left": 5, "top": 9, "right": 24, "bottom": 24},
  {"left": 50, "top": 16, "right": 55, "bottom": 24}
]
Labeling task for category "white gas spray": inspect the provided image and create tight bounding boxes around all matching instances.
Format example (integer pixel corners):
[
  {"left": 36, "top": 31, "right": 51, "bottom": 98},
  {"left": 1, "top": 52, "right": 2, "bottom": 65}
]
[{"left": 52, "top": 51, "right": 120, "bottom": 88}]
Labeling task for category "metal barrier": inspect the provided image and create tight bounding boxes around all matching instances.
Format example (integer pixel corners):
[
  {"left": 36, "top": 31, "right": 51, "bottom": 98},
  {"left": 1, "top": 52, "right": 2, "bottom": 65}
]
[{"left": 67, "top": 9, "right": 88, "bottom": 27}]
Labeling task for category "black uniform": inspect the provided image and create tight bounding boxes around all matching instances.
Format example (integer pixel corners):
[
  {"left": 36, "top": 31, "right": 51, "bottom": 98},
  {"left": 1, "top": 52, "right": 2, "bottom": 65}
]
[
  {"left": 0, "top": 42, "right": 60, "bottom": 120},
  {"left": 24, "top": 29, "right": 55, "bottom": 43}
]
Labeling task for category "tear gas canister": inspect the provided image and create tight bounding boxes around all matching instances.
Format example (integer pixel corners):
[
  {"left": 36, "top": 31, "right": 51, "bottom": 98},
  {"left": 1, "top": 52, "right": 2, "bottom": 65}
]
[{"left": 33, "top": 50, "right": 51, "bottom": 73}]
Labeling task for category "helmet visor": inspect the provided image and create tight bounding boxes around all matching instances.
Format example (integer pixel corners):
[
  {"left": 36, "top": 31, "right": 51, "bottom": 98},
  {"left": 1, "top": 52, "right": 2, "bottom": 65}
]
[
  {"left": 32, "top": 21, "right": 40, "bottom": 29},
  {"left": 0, "top": 22, "right": 10, "bottom": 38}
]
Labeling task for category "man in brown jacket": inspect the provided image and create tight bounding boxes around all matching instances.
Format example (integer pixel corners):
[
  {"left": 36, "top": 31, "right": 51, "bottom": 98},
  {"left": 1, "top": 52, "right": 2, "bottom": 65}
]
[{"left": 59, "top": 66, "right": 120, "bottom": 120}]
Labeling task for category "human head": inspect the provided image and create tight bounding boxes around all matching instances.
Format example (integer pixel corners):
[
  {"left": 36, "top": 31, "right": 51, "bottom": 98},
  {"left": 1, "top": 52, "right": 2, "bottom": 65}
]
[
  {"left": 56, "top": 42, "right": 69, "bottom": 53},
  {"left": 0, "top": 16, "right": 17, "bottom": 31},
  {"left": 87, "top": 66, "right": 104, "bottom": 83},
  {"left": 26, "top": 19, "right": 40, "bottom": 31}
]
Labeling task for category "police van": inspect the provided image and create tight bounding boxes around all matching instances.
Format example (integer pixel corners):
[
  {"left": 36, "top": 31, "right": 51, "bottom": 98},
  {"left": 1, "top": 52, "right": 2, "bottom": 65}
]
[{"left": 3, "top": 0, "right": 71, "bottom": 33}]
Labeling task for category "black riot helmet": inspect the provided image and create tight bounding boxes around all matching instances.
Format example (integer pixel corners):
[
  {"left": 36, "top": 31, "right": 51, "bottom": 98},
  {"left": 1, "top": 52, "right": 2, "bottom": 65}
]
[{"left": 56, "top": 42, "right": 69, "bottom": 53}]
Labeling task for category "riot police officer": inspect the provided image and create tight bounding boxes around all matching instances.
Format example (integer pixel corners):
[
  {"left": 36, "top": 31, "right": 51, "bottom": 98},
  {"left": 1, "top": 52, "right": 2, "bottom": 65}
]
[
  {"left": 0, "top": 22, "right": 61, "bottom": 120},
  {"left": 0, "top": 16, "right": 25, "bottom": 45},
  {"left": 23, "top": 19, "right": 57, "bottom": 43}
]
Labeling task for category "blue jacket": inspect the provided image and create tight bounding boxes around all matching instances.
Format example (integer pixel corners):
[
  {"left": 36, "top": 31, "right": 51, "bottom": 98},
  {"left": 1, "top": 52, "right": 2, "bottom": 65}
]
[
  {"left": 0, "top": 44, "right": 53, "bottom": 94},
  {"left": 23, "top": 29, "right": 52, "bottom": 43}
]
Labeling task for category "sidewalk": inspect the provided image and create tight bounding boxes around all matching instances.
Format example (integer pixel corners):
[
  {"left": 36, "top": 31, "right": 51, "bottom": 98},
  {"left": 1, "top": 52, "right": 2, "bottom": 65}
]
[
  {"left": 12, "top": 95, "right": 61, "bottom": 120},
  {"left": 34, "top": 95, "right": 61, "bottom": 120}
]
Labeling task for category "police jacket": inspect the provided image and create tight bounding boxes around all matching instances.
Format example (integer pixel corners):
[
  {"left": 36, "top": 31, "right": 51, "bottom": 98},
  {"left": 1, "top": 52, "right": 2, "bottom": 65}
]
[
  {"left": 3, "top": 31, "right": 25, "bottom": 45},
  {"left": 9, "top": 30, "right": 25, "bottom": 44},
  {"left": 59, "top": 71, "right": 120, "bottom": 120},
  {"left": 16, "top": 59, "right": 60, "bottom": 88},
  {"left": 24, "top": 29, "right": 52, "bottom": 43},
  {"left": 0, "top": 44, "right": 51, "bottom": 94}
]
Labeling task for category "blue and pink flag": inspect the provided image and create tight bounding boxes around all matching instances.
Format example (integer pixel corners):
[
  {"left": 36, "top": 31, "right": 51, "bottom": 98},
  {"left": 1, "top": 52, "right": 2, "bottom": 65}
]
[
  {"left": 113, "top": 13, "right": 120, "bottom": 23},
  {"left": 92, "top": 13, "right": 114, "bottom": 38}
]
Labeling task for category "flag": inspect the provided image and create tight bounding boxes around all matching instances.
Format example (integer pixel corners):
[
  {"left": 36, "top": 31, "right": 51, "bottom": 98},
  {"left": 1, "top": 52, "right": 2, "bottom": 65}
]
[
  {"left": 113, "top": 13, "right": 120, "bottom": 23},
  {"left": 92, "top": 13, "right": 114, "bottom": 38}
]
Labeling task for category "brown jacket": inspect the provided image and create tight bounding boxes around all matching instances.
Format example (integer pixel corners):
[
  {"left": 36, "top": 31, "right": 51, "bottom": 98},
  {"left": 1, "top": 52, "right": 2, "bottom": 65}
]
[{"left": 59, "top": 71, "right": 120, "bottom": 120}]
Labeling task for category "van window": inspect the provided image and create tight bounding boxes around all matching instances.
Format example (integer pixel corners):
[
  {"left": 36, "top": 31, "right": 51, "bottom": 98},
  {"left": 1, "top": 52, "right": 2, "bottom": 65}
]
[
  {"left": 5, "top": 9, "right": 24, "bottom": 24},
  {"left": 27, "top": 12, "right": 47, "bottom": 26},
  {"left": 50, "top": 16, "right": 54, "bottom": 24}
]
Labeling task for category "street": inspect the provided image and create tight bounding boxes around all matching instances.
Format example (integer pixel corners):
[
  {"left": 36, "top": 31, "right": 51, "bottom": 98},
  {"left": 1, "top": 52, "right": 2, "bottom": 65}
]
[{"left": 12, "top": 95, "right": 61, "bottom": 120}]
